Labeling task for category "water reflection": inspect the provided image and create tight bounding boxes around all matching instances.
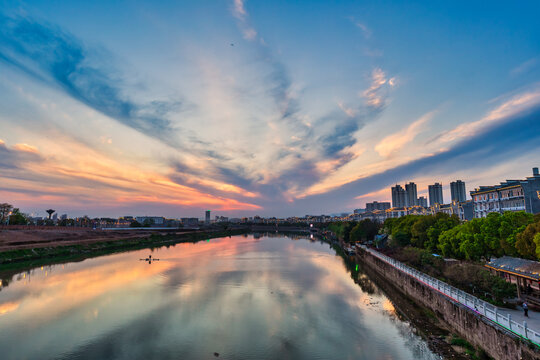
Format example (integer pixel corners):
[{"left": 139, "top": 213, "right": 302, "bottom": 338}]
[{"left": 0, "top": 235, "right": 440, "bottom": 360}]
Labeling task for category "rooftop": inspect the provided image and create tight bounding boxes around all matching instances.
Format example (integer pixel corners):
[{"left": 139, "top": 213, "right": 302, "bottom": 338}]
[{"left": 486, "top": 256, "right": 540, "bottom": 280}]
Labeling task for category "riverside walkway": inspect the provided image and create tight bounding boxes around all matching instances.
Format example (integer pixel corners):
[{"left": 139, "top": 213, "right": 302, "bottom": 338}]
[{"left": 359, "top": 245, "right": 540, "bottom": 347}]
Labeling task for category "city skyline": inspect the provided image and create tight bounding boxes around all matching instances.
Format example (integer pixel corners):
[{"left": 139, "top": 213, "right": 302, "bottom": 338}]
[{"left": 1, "top": 1, "right": 540, "bottom": 218}]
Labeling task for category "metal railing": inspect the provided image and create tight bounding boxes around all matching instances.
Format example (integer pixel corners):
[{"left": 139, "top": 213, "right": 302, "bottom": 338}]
[{"left": 358, "top": 245, "right": 540, "bottom": 346}]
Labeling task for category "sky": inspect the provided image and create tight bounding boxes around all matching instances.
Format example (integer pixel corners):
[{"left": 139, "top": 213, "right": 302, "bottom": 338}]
[{"left": 0, "top": 0, "right": 539, "bottom": 218}]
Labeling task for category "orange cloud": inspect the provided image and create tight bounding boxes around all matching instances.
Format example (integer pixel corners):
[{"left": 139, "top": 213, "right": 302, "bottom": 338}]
[
  {"left": 1, "top": 136, "right": 263, "bottom": 212},
  {"left": 13, "top": 143, "right": 40, "bottom": 153},
  {"left": 0, "top": 301, "right": 20, "bottom": 315},
  {"left": 375, "top": 110, "right": 435, "bottom": 157}
]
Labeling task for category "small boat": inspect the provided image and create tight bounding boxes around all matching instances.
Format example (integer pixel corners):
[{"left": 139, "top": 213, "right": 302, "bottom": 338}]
[{"left": 139, "top": 254, "right": 160, "bottom": 263}]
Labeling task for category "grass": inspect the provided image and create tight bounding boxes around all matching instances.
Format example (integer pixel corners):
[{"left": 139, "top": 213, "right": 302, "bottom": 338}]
[{"left": 449, "top": 335, "right": 491, "bottom": 360}]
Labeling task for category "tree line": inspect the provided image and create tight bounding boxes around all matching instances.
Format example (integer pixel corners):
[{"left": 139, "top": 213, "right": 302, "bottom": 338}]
[
  {"left": 327, "top": 219, "right": 379, "bottom": 243},
  {"left": 0, "top": 203, "right": 28, "bottom": 225},
  {"left": 384, "top": 211, "right": 540, "bottom": 261}
]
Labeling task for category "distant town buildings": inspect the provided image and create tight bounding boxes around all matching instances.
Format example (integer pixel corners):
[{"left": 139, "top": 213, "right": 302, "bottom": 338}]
[
  {"left": 450, "top": 180, "right": 467, "bottom": 203},
  {"left": 136, "top": 216, "right": 165, "bottom": 226},
  {"left": 428, "top": 183, "right": 444, "bottom": 206},
  {"left": 365, "top": 201, "right": 391, "bottom": 212},
  {"left": 431, "top": 200, "right": 474, "bottom": 221},
  {"left": 471, "top": 167, "right": 540, "bottom": 218},
  {"left": 361, "top": 179, "right": 470, "bottom": 222},
  {"left": 181, "top": 218, "right": 199, "bottom": 227}
]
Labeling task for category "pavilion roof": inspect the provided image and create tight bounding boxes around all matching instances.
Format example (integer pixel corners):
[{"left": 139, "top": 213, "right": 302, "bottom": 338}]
[{"left": 486, "top": 256, "right": 540, "bottom": 281}]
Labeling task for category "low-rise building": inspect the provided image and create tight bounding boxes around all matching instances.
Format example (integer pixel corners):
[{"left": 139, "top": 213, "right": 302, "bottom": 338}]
[
  {"left": 365, "top": 201, "right": 391, "bottom": 212},
  {"left": 471, "top": 167, "right": 540, "bottom": 218},
  {"left": 181, "top": 217, "right": 199, "bottom": 227},
  {"left": 136, "top": 216, "right": 165, "bottom": 225},
  {"left": 406, "top": 206, "right": 430, "bottom": 216},
  {"left": 417, "top": 196, "right": 428, "bottom": 208},
  {"left": 430, "top": 200, "right": 473, "bottom": 221},
  {"left": 486, "top": 256, "right": 540, "bottom": 306},
  {"left": 386, "top": 207, "right": 407, "bottom": 218}
]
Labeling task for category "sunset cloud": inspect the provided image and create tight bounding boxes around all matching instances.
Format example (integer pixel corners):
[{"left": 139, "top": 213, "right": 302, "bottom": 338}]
[
  {"left": 362, "top": 68, "right": 396, "bottom": 109},
  {"left": 375, "top": 110, "right": 435, "bottom": 157},
  {"left": 13, "top": 143, "right": 39, "bottom": 153}
]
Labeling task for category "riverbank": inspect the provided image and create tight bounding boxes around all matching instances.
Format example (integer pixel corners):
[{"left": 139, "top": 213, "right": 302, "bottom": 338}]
[
  {"left": 0, "top": 226, "right": 189, "bottom": 252},
  {"left": 0, "top": 229, "right": 250, "bottom": 274},
  {"left": 355, "top": 260, "right": 474, "bottom": 359},
  {"left": 356, "top": 245, "right": 540, "bottom": 360},
  {"left": 328, "top": 240, "right": 474, "bottom": 359}
]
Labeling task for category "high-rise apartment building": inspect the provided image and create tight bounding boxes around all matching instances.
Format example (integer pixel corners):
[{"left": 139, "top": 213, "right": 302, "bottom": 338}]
[
  {"left": 418, "top": 196, "right": 428, "bottom": 207},
  {"left": 450, "top": 180, "right": 467, "bottom": 202},
  {"left": 405, "top": 182, "right": 418, "bottom": 206},
  {"left": 391, "top": 185, "right": 407, "bottom": 208},
  {"left": 428, "top": 183, "right": 444, "bottom": 206},
  {"left": 205, "top": 210, "right": 211, "bottom": 224}
]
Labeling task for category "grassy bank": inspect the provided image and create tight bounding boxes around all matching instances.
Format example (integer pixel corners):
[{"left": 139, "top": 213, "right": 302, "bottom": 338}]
[{"left": 0, "top": 229, "right": 249, "bottom": 274}]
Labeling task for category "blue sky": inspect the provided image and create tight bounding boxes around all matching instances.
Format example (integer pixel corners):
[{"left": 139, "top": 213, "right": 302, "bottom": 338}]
[{"left": 0, "top": 0, "right": 539, "bottom": 218}]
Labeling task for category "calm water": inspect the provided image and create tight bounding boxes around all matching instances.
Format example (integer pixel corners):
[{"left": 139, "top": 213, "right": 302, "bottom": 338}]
[{"left": 0, "top": 234, "right": 440, "bottom": 360}]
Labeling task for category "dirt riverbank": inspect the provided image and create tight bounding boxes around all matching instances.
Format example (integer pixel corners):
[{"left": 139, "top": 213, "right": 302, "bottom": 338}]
[{"left": 0, "top": 227, "right": 199, "bottom": 252}]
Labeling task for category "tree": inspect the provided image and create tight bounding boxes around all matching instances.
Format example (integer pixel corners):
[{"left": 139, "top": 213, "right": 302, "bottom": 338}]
[
  {"left": 424, "top": 213, "right": 460, "bottom": 252},
  {"left": 410, "top": 215, "right": 437, "bottom": 248},
  {"left": 327, "top": 222, "right": 355, "bottom": 242},
  {"left": 130, "top": 220, "right": 143, "bottom": 228},
  {"left": 0, "top": 203, "right": 13, "bottom": 224},
  {"left": 498, "top": 211, "right": 533, "bottom": 256},
  {"left": 8, "top": 208, "right": 28, "bottom": 225},
  {"left": 535, "top": 233, "right": 540, "bottom": 260},
  {"left": 389, "top": 215, "right": 419, "bottom": 247},
  {"left": 349, "top": 219, "right": 379, "bottom": 243},
  {"left": 515, "top": 217, "right": 540, "bottom": 259}
]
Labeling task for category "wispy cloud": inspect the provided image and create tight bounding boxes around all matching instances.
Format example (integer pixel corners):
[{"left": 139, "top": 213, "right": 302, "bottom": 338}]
[
  {"left": 347, "top": 16, "right": 372, "bottom": 39},
  {"left": 232, "top": 0, "right": 247, "bottom": 20},
  {"left": 362, "top": 68, "right": 396, "bottom": 109},
  {"left": 0, "top": 13, "right": 183, "bottom": 147},
  {"left": 354, "top": 21, "right": 372, "bottom": 39},
  {"left": 435, "top": 86, "right": 540, "bottom": 143},
  {"left": 375, "top": 110, "right": 435, "bottom": 157},
  {"left": 0, "top": 139, "right": 44, "bottom": 170},
  {"left": 230, "top": 0, "right": 257, "bottom": 40},
  {"left": 510, "top": 57, "right": 538, "bottom": 76}
]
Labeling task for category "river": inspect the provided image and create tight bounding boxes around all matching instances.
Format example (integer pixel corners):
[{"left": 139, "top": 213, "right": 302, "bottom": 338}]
[{"left": 0, "top": 234, "right": 441, "bottom": 359}]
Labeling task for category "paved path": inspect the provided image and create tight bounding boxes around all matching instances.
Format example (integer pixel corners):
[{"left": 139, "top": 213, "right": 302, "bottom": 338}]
[{"left": 499, "top": 305, "right": 540, "bottom": 331}]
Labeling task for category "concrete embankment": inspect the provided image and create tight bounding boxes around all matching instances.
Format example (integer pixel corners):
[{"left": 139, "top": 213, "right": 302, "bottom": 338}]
[{"left": 357, "top": 246, "right": 540, "bottom": 360}]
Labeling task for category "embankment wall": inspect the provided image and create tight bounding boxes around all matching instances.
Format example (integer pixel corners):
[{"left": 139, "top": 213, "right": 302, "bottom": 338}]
[{"left": 357, "top": 248, "right": 540, "bottom": 360}]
